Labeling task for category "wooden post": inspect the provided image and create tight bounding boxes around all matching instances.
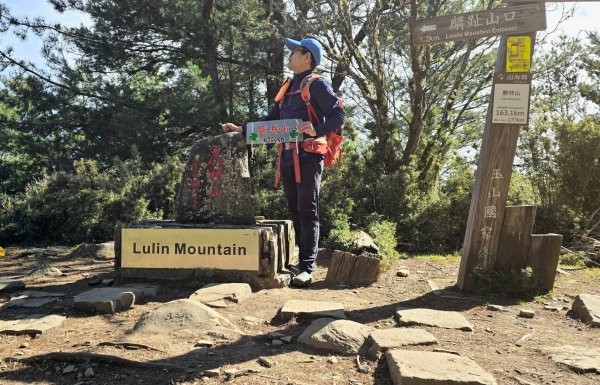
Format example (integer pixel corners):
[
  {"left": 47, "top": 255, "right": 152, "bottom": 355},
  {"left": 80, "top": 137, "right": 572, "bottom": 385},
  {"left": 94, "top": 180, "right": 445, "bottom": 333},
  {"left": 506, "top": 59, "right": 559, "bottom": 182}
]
[
  {"left": 527, "top": 234, "right": 563, "bottom": 291},
  {"left": 495, "top": 205, "right": 537, "bottom": 272},
  {"left": 457, "top": 30, "right": 539, "bottom": 291}
]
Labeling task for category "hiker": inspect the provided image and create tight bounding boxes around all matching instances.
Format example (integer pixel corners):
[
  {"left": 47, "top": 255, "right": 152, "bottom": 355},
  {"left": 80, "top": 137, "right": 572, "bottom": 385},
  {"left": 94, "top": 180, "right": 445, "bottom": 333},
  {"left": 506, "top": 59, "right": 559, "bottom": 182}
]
[{"left": 222, "top": 37, "right": 345, "bottom": 287}]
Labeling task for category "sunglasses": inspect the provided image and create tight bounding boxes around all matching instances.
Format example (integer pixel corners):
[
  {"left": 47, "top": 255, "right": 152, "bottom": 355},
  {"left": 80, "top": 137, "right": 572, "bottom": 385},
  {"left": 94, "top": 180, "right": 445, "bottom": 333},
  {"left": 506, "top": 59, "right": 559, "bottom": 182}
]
[{"left": 291, "top": 47, "right": 309, "bottom": 55}]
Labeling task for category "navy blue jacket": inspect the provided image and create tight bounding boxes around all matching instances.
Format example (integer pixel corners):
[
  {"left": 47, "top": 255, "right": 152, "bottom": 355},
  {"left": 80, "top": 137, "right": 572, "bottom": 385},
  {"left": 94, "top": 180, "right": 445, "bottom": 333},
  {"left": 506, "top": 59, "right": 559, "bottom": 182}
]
[{"left": 246, "top": 69, "right": 345, "bottom": 165}]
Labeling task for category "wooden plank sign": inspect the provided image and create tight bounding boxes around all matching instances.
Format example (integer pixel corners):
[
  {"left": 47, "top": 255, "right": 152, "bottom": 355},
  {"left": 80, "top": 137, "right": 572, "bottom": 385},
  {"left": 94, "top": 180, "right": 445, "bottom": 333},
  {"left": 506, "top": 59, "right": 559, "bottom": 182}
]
[
  {"left": 411, "top": 3, "right": 546, "bottom": 45},
  {"left": 246, "top": 119, "right": 303, "bottom": 144}
]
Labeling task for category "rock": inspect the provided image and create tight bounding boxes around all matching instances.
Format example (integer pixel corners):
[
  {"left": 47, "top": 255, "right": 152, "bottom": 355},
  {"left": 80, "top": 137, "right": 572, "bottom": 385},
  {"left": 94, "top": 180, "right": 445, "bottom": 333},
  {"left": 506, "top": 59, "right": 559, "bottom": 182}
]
[
  {"left": 280, "top": 300, "right": 346, "bottom": 321},
  {"left": 19, "top": 342, "right": 29, "bottom": 349},
  {"left": 69, "top": 242, "right": 115, "bottom": 259},
  {"left": 280, "top": 335, "right": 293, "bottom": 344},
  {"left": 31, "top": 266, "right": 63, "bottom": 278},
  {"left": 518, "top": 310, "right": 535, "bottom": 319},
  {"left": 204, "top": 368, "right": 221, "bottom": 377},
  {"left": 543, "top": 345, "right": 600, "bottom": 373},
  {"left": 258, "top": 357, "right": 274, "bottom": 368},
  {"left": 0, "top": 279, "right": 26, "bottom": 292},
  {"left": 396, "top": 269, "right": 410, "bottom": 278},
  {"left": 486, "top": 304, "right": 509, "bottom": 312},
  {"left": 367, "top": 328, "right": 438, "bottom": 358},
  {"left": 327, "top": 356, "right": 338, "bottom": 364},
  {"left": 133, "top": 299, "right": 242, "bottom": 342},
  {"left": 543, "top": 305, "right": 560, "bottom": 312},
  {"left": 195, "top": 340, "right": 214, "bottom": 347},
  {"left": 122, "top": 284, "right": 159, "bottom": 302},
  {"left": 0, "top": 314, "right": 66, "bottom": 335},
  {"left": 350, "top": 230, "right": 379, "bottom": 254},
  {"left": 84, "top": 367, "right": 94, "bottom": 377},
  {"left": 189, "top": 283, "right": 252, "bottom": 305},
  {"left": 298, "top": 318, "right": 374, "bottom": 355},
  {"left": 268, "top": 332, "right": 286, "bottom": 340},
  {"left": 74, "top": 288, "right": 136, "bottom": 313},
  {"left": 63, "top": 365, "right": 76, "bottom": 374},
  {"left": 102, "top": 279, "right": 115, "bottom": 286},
  {"left": 205, "top": 300, "right": 229, "bottom": 308},
  {"left": 386, "top": 350, "right": 497, "bottom": 385},
  {"left": 5, "top": 290, "right": 65, "bottom": 308},
  {"left": 395, "top": 308, "right": 474, "bottom": 331},
  {"left": 272, "top": 339, "right": 283, "bottom": 347},
  {"left": 175, "top": 132, "right": 255, "bottom": 224},
  {"left": 571, "top": 294, "right": 600, "bottom": 327}
]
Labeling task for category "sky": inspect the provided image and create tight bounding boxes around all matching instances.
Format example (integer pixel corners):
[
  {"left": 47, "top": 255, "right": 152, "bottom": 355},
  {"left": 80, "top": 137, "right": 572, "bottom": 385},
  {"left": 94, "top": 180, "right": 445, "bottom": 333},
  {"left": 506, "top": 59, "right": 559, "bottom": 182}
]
[{"left": 0, "top": 1, "right": 599, "bottom": 69}]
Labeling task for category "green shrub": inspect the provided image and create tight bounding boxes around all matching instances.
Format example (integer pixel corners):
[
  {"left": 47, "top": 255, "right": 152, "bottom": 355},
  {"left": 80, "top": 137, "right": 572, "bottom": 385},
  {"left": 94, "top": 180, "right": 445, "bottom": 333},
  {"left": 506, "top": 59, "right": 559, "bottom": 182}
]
[
  {"left": 0, "top": 155, "right": 182, "bottom": 245},
  {"left": 367, "top": 216, "right": 400, "bottom": 268}
]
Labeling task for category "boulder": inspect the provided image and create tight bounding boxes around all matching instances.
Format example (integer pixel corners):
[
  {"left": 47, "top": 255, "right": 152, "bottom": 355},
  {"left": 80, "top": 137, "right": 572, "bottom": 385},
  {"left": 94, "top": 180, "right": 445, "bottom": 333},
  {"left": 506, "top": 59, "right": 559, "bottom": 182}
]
[
  {"left": 69, "top": 242, "right": 115, "bottom": 259},
  {"left": 175, "top": 132, "right": 254, "bottom": 224},
  {"left": 350, "top": 230, "right": 379, "bottom": 254},
  {"left": 133, "top": 299, "right": 242, "bottom": 342},
  {"left": 386, "top": 350, "right": 497, "bottom": 385},
  {"left": 298, "top": 318, "right": 373, "bottom": 355}
]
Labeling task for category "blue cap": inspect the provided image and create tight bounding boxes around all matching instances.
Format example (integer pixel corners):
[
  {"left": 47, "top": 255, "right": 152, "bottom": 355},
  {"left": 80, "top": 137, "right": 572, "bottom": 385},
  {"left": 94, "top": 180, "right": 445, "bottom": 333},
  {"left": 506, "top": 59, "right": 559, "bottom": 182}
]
[{"left": 285, "top": 37, "right": 323, "bottom": 66}]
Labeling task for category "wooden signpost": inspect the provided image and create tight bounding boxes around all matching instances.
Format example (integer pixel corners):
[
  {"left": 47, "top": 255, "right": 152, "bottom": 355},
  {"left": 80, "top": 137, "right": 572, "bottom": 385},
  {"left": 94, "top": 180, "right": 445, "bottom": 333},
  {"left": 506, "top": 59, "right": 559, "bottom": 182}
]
[
  {"left": 411, "top": 3, "right": 546, "bottom": 45},
  {"left": 412, "top": 3, "right": 556, "bottom": 290}
]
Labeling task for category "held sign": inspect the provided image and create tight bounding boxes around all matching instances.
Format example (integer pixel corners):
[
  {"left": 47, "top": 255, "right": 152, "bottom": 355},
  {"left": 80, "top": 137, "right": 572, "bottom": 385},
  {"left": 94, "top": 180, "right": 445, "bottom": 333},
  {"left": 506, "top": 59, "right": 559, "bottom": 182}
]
[
  {"left": 121, "top": 228, "right": 261, "bottom": 271},
  {"left": 411, "top": 3, "right": 546, "bottom": 45},
  {"left": 246, "top": 119, "right": 303, "bottom": 144},
  {"left": 491, "top": 72, "right": 532, "bottom": 125}
]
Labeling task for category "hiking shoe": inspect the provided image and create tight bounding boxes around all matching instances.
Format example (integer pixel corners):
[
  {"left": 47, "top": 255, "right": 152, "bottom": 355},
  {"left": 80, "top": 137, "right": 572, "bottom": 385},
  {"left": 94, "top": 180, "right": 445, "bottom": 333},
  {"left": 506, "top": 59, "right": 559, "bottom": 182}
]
[
  {"left": 291, "top": 271, "right": 312, "bottom": 287},
  {"left": 286, "top": 264, "right": 301, "bottom": 276}
]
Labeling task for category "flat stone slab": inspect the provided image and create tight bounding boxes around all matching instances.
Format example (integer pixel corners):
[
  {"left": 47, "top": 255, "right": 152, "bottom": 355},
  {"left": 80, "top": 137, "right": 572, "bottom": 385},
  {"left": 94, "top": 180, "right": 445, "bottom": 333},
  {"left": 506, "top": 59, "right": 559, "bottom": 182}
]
[
  {"left": 0, "top": 279, "right": 25, "bottom": 292},
  {"left": 571, "top": 293, "right": 600, "bottom": 327},
  {"left": 395, "top": 308, "right": 473, "bottom": 331},
  {"left": 0, "top": 314, "right": 66, "bottom": 335},
  {"left": 386, "top": 349, "right": 497, "bottom": 385},
  {"left": 280, "top": 299, "right": 346, "bottom": 321},
  {"left": 3, "top": 293, "right": 63, "bottom": 309},
  {"left": 298, "top": 318, "right": 373, "bottom": 355},
  {"left": 121, "top": 284, "right": 160, "bottom": 302},
  {"left": 74, "top": 287, "right": 136, "bottom": 313},
  {"left": 189, "top": 283, "right": 252, "bottom": 306},
  {"left": 543, "top": 345, "right": 600, "bottom": 373},
  {"left": 367, "top": 328, "right": 438, "bottom": 358}
]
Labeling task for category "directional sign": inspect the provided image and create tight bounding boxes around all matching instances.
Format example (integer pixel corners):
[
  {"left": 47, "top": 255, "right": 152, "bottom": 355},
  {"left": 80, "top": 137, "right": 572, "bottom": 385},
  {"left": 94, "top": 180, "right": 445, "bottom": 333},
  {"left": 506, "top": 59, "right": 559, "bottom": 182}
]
[
  {"left": 246, "top": 119, "right": 303, "bottom": 144},
  {"left": 491, "top": 72, "right": 531, "bottom": 125},
  {"left": 412, "top": 3, "right": 546, "bottom": 45}
]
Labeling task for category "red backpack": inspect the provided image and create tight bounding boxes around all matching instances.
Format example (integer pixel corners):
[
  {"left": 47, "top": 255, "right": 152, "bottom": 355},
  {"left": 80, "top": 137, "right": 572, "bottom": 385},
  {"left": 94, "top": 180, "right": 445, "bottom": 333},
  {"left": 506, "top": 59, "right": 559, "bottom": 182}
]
[{"left": 273, "top": 74, "right": 344, "bottom": 187}]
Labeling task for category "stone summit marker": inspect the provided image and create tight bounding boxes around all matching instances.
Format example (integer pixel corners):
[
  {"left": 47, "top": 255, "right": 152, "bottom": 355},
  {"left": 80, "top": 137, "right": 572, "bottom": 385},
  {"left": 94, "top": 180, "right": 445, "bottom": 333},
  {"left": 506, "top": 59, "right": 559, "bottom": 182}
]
[{"left": 115, "top": 132, "right": 295, "bottom": 288}]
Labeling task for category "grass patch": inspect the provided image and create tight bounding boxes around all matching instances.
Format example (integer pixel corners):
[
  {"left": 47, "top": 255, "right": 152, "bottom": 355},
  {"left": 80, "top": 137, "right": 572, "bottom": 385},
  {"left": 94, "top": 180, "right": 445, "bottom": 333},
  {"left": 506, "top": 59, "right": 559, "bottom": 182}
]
[
  {"left": 412, "top": 253, "right": 461, "bottom": 264},
  {"left": 581, "top": 268, "right": 600, "bottom": 277}
]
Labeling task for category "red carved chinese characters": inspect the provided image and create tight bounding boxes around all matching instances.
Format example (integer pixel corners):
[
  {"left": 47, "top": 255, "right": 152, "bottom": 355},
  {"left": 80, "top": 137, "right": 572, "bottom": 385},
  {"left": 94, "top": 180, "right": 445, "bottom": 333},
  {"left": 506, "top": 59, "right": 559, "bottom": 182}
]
[{"left": 205, "top": 146, "right": 225, "bottom": 197}]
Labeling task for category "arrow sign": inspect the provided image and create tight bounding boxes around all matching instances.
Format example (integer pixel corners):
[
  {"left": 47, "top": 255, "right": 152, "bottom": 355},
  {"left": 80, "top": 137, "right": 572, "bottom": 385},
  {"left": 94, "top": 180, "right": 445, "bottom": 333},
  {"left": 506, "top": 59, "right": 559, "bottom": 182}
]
[
  {"left": 411, "top": 3, "right": 546, "bottom": 46},
  {"left": 420, "top": 24, "right": 437, "bottom": 33}
]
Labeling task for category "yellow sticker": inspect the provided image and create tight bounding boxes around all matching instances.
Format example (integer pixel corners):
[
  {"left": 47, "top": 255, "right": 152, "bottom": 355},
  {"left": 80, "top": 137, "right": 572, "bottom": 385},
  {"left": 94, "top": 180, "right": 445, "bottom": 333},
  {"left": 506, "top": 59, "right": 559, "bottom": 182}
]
[{"left": 506, "top": 36, "right": 531, "bottom": 73}]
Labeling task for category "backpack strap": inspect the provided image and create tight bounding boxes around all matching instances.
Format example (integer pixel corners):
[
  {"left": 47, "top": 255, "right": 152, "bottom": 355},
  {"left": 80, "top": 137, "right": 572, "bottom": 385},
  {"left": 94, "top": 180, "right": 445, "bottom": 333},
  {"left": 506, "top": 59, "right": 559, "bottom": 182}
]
[
  {"left": 299, "top": 74, "right": 322, "bottom": 126},
  {"left": 274, "top": 77, "right": 291, "bottom": 104}
]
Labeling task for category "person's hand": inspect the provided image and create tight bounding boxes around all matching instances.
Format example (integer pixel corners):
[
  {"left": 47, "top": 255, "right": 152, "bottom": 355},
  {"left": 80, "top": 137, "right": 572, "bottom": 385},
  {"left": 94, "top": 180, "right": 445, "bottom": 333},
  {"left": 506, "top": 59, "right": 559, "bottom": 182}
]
[
  {"left": 222, "top": 123, "right": 242, "bottom": 133},
  {"left": 297, "top": 121, "right": 316, "bottom": 137}
]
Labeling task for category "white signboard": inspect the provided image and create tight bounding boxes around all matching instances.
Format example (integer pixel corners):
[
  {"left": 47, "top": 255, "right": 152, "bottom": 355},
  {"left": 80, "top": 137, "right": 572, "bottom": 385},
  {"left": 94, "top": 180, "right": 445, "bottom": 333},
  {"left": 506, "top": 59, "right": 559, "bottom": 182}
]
[{"left": 491, "top": 73, "right": 531, "bottom": 125}]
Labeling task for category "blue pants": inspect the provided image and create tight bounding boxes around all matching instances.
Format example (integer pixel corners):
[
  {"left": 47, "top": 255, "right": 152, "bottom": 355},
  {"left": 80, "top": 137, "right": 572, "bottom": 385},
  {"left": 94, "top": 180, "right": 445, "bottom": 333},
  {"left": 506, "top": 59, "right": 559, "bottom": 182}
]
[{"left": 280, "top": 160, "right": 323, "bottom": 274}]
